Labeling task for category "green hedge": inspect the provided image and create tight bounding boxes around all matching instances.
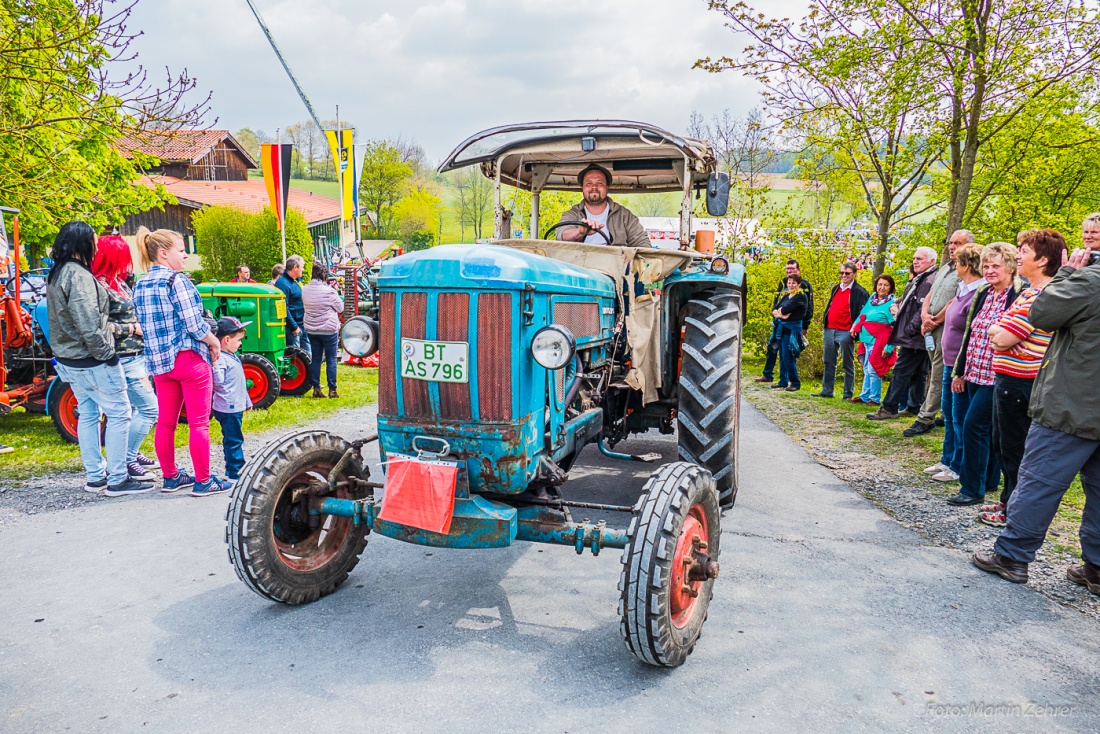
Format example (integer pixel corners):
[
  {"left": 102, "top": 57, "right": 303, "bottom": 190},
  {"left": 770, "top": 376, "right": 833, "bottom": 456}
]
[
  {"left": 744, "top": 245, "right": 883, "bottom": 379},
  {"left": 193, "top": 205, "right": 313, "bottom": 282}
]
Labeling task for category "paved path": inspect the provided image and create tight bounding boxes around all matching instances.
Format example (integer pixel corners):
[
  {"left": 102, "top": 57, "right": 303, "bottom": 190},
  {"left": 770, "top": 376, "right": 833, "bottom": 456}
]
[{"left": 1, "top": 403, "right": 1097, "bottom": 733}]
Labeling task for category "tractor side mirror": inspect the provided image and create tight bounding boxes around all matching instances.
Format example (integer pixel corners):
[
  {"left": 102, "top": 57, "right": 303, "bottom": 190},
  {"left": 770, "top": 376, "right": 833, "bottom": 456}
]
[{"left": 706, "top": 172, "right": 730, "bottom": 217}]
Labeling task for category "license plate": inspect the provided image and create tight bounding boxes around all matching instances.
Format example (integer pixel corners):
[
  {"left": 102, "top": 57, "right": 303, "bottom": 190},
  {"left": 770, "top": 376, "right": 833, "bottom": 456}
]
[{"left": 400, "top": 339, "right": 468, "bottom": 383}]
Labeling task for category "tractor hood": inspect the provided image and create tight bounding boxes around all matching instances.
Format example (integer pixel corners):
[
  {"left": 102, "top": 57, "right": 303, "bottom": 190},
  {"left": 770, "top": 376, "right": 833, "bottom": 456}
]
[{"left": 378, "top": 244, "right": 617, "bottom": 298}]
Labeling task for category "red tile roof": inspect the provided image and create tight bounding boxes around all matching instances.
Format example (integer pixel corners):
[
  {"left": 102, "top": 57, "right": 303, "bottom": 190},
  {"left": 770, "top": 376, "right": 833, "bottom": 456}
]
[
  {"left": 141, "top": 175, "right": 348, "bottom": 226},
  {"left": 118, "top": 130, "right": 258, "bottom": 167}
]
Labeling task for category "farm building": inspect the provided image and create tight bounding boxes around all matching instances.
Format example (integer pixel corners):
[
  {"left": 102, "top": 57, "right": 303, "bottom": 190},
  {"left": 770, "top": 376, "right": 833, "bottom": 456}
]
[{"left": 117, "top": 130, "right": 365, "bottom": 251}]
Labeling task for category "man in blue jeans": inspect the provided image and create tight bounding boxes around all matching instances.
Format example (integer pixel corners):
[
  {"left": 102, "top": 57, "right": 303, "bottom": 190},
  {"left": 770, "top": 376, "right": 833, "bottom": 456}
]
[
  {"left": 972, "top": 245, "right": 1100, "bottom": 591},
  {"left": 274, "top": 255, "right": 305, "bottom": 349}
]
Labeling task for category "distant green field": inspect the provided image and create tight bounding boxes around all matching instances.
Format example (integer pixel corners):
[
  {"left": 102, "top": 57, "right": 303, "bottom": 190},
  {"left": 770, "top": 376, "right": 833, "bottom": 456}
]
[{"left": 288, "top": 178, "right": 341, "bottom": 199}]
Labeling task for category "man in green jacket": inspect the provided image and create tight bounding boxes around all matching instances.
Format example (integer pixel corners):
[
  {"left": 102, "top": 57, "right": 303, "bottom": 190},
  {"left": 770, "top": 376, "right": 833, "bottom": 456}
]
[
  {"left": 972, "top": 245, "right": 1100, "bottom": 592},
  {"left": 556, "top": 164, "right": 650, "bottom": 248}
]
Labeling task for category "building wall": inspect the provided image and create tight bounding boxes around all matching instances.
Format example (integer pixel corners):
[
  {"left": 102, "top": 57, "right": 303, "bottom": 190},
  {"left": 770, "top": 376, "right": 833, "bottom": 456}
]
[
  {"left": 121, "top": 203, "right": 196, "bottom": 238},
  {"left": 185, "top": 143, "right": 251, "bottom": 181}
]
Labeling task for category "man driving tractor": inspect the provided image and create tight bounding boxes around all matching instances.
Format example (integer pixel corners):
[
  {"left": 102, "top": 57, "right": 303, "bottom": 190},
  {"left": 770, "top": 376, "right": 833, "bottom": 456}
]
[{"left": 555, "top": 164, "right": 650, "bottom": 247}]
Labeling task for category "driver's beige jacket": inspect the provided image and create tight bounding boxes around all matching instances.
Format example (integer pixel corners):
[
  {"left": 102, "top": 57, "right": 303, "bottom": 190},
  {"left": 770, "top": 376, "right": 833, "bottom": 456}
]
[{"left": 556, "top": 198, "right": 651, "bottom": 249}]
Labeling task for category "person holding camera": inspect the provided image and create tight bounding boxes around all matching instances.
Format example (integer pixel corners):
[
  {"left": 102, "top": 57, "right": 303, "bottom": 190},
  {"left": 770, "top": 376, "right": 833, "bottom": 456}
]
[{"left": 972, "top": 239, "right": 1100, "bottom": 593}]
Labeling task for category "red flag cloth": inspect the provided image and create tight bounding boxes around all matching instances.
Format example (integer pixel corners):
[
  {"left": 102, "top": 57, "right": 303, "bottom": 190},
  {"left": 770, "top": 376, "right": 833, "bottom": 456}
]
[
  {"left": 378, "top": 457, "right": 458, "bottom": 535},
  {"left": 261, "top": 143, "right": 293, "bottom": 231}
]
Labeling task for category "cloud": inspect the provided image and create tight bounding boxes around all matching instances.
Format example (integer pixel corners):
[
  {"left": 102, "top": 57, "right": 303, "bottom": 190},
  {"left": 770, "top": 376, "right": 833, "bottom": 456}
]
[{"left": 125, "top": 0, "right": 806, "bottom": 162}]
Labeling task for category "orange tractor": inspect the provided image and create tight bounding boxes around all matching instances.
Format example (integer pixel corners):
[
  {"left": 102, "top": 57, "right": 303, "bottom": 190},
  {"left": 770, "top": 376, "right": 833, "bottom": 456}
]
[{"left": 0, "top": 207, "right": 81, "bottom": 442}]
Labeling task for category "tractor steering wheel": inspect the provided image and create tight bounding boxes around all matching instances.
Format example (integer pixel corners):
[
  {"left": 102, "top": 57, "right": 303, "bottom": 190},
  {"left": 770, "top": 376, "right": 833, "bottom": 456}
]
[{"left": 542, "top": 220, "right": 613, "bottom": 246}]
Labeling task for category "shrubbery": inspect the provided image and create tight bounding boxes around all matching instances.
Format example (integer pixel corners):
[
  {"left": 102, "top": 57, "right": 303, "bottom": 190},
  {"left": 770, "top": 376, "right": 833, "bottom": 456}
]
[
  {"left": 193, "top": 205, "right": 313, "bottom": 282},
  {"left": 744, "top": 244, "right": 885, "bottom": 379},
  {"left": 404, "top": 230, "right": 435, "bottom": 252}
]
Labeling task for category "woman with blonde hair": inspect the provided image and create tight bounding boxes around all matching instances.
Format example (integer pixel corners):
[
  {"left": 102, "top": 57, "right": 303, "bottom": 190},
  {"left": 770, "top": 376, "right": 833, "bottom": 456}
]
[
  {"left": 131, "top": 227, "right": 231, "bottom": 497},
  {"left": 946, "top": 242, "right": 1026, "bottom": 506}
]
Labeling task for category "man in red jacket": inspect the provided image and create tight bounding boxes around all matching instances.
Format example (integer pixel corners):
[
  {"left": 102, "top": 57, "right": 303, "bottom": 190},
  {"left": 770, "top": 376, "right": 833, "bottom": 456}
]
[{"left": 814, "top": 261, "right": 868, "bottom": 399}]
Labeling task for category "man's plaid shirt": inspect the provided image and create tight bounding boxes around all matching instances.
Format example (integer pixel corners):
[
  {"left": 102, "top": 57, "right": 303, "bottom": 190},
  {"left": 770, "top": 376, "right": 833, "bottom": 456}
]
[{"left": 133, "top": 265, "right": 211, "bottom": 376}]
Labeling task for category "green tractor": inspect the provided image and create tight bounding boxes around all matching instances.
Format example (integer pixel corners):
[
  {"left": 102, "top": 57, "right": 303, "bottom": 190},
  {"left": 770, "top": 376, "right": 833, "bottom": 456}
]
[{"left": 197, "top": 282, "right": 312, "bottom": 409}]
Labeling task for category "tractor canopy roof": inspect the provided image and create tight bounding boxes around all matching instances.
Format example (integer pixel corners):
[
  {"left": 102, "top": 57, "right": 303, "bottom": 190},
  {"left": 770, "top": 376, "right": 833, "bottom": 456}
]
[{"left": 438, "top": 120, "right": 717, "bottom": 194}]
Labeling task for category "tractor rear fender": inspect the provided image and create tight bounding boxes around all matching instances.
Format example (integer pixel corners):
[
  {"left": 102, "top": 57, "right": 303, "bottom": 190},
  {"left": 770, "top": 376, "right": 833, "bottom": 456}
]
[{"left": 659, "top": 267, "right": 747, "bottom": 396}]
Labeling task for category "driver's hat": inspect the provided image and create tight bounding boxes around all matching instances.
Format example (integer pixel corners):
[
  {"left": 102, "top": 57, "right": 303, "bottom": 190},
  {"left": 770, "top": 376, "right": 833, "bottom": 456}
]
[{"left": 577, "top": 163, "right": 612, "bottom": 187}]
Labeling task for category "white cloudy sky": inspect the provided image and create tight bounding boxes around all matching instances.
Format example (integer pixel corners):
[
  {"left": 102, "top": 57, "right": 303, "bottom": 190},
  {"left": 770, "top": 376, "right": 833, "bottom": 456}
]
[{"left": 126, "top": 0, "right": 806, "bottom": 163}]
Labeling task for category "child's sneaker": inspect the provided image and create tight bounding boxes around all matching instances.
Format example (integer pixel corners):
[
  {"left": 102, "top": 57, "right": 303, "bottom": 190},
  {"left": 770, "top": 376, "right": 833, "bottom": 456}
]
[
  {"left": 191, "top": 476, "right": 233, "bottom": 497},
  {"left": 84, "top": 477, "right": 108, "bottom": 493},
  {"left": 134, "top": 452, "right": 160, "bottom": 470},
  {"left": 162, "top": 470, "right": 196, "bottom": 493}
]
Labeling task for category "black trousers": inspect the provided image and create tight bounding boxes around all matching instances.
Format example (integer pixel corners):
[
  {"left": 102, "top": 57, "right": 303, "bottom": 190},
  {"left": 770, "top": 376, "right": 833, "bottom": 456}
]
[
  {"left": 992, "top": 374, "right": 1034, "bottom": 506},
  {"left": 882, "top": 346, "right": 929, "bottom": 413}
]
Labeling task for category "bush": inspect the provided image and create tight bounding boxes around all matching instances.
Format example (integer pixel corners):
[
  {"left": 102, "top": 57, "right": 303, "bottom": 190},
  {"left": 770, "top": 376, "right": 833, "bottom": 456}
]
[
  {"left": 193, "top": 205, "right": 313, "bottom": 282},
  {"left": 405, "top": 230, "right": 435, "bottom": 252},
  {"left": 744, "top": 245, "right": 877, "bottom": 379}
]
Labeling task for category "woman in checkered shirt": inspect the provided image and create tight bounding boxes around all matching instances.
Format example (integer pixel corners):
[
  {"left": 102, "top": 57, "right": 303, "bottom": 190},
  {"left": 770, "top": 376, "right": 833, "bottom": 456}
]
[
  {"left": 132, "top": 228, "right": 231, "bottom": 497},
  {"left": 947, "top": 243, "right": 1026, "bottom": 507}
]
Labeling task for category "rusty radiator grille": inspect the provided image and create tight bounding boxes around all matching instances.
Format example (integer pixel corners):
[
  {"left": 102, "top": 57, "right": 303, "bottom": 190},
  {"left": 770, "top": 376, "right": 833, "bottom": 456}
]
[
  {"left": 477, "top": 293, "right": 512, "bottom": 421},
  {"left": 378, "top": 291, "right": 397, "bottom": 416},
  {"left": 553, "top": 301, "right": 601, "bottom": 339},
  {"left": 401, "top": 292, "right": 431, "bottom": 418},
  {"left": 437, "top": 292, "right": 471, "bottom": 421}
]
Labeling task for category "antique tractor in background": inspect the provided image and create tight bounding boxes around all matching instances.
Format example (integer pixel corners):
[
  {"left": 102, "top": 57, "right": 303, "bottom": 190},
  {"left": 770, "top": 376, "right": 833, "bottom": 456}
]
[
  {"left": 226, "top": 121, "right": 744, "bottom": 667},
  {"left": 197, "top": 282, "right": 313, "bottom": 408}
]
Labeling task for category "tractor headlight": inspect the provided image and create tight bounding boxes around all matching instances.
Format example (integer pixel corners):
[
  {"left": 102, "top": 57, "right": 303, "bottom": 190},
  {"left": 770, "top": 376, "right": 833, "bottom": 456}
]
[
  {"left": 710, "top": 256, "right": 729, "bottom": 275},
  {"left": 531, "top": 325, "right": 575, "bottom": 370},
  {"left": 340, "top": 316, "right": 379, "bottom": 357}
]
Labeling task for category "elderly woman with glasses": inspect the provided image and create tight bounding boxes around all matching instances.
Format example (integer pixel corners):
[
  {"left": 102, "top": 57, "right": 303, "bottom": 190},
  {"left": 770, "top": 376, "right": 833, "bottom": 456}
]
[{"left": 946, "top": 242, "right": 1026, "bottom": 507}]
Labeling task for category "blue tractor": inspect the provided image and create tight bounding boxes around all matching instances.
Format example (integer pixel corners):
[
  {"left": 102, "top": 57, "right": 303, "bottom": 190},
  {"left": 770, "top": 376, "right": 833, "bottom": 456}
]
[{"left": 226, "top": 121, "right": 745, "bottom": 667}]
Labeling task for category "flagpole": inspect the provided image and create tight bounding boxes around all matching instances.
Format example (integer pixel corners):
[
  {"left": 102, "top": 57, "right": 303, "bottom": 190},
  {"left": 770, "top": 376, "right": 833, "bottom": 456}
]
[
  {"left": 353, "top": 141, "right": 361, "bottom": 247},
  {"left": 335, "top": 105, "right": 348, "bottom": 260},
  {"left": 278, "top": 128, "right": 287, "bottom": 264}
]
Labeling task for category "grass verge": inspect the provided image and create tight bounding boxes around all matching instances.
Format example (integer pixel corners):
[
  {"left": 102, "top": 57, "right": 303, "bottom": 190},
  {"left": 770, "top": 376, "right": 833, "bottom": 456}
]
[{"left": 0, "top": 365, "right": 378, "bottom": 483}]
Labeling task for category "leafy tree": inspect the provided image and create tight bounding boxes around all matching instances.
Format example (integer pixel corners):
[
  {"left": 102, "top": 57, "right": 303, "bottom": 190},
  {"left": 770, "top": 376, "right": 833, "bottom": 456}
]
[
  {"left": 233, "top": 128, "right": 261, "bottom": 163},
  {"left": 450, "top": 167, "right": 494, "bottom": 240},
  {"left": 507, "top": 188, "right": 579, "bottom": 239},
  {"left": 888, "top": 0, "right": 1100, "bottom": 239},
  {"left": 392, "top": 188, "right": 443, "bottom": 241},
  {"left": 405, "top": 230, "right": 435, "bottom": 251},
  {"left": 688, "top": 108, "right": 774, "bottom": 220},
  {"left": 0, "top": 0, "right": 210, "bottom": 257},
  {"left": 698, "top": 1, "right": 943, "bottom": 274},
  {"left": 358, "top": 139, "right": 412, "bottom": 237}
]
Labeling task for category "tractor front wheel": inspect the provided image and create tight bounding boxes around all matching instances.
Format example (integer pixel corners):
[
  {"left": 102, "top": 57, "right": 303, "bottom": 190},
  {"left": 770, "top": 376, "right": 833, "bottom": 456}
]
[
  {"left": 619, "top": 462, "right": 720, "bottom": 668},
  {"left": 225, "top": 430, "right": 369, "bottom": 604},
  {"left": 677, "top": 288, "right": 742, "bottom": 508},
  {"left": 280, "top": 346, "right": 312, "bottom": 396},
  {"left": 241, "top": 353, "right": 280, "bottom": 410}
]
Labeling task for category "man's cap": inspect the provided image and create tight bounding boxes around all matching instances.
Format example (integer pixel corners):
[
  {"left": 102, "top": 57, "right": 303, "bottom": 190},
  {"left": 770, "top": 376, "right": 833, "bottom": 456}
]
[
  {"left": 577, "top": 163, "right": 612, "bottom": 187},
  {"left": 215, "top": 316, "right": 251, "bottom": 338}
]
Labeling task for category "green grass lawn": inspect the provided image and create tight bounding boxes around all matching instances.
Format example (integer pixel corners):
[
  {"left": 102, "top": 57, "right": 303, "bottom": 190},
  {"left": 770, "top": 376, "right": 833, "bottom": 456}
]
[
  {"left": 288, "top": 178, "right": 342, "bottom": 199},
  {"left": 0, "top": 365, "right": 377, "bottom": 482}
]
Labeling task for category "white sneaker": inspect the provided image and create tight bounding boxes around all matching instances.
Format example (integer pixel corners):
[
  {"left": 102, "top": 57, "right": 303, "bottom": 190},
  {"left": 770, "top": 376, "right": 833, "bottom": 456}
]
[
  {"left": 932, "top": 469, "right": 960, "bottom": 482},
  {"left": 924, "top": 462, "right": 948, "bottom": 475}
]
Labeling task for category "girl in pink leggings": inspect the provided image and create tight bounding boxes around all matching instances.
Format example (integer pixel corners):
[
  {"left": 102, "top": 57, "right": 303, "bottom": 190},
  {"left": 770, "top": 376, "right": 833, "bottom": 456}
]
[{"left": 132, "top": 227, "right": 233, "bottom": 497}]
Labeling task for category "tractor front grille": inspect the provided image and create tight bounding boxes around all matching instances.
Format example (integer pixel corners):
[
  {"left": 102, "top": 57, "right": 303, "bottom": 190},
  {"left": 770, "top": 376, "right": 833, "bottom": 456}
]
[
  {"left": 400, "top": 292, "right": 431, "bottom": 418},
  {"left": 437, "top": 292, "right": 471, "bottom": 421},
  {"left": 378, "top": 292, "right": 397, "bottom": 415},
  {"left": 553, "top": 301, "right": 601, "bottom": 339},
  {"left": 378, "top": 290, "right": 512, "bottom": 422},
  {"left": 478, "top": 293, "right": 512, "bottom": 421}
]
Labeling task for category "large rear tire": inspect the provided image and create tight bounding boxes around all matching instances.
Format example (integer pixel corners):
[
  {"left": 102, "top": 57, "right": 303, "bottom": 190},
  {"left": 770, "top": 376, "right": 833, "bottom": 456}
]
[
  {"left": 619, "top": 462, "right": 720, "bottom": 667},
  {"left": 677, "top": 289, "right": 742, "bottom": 508},
  {"left": 225, "top": 430, "right": 369, "bottom": 604},
  {"left": 241, "top": 353, "right": 280, "bottom": 410},
  {"left": 280, "top": 346, "right": 312, "bottom": 396}
]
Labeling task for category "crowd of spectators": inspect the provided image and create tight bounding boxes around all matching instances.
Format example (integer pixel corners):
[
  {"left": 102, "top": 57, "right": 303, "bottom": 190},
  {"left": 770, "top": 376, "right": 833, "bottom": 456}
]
[
  {"left": 41, "top": 223, "right": 342, "bottom": 499},
  {"left": 756, "top": 218, "right": 1100, "bottom": 596}
]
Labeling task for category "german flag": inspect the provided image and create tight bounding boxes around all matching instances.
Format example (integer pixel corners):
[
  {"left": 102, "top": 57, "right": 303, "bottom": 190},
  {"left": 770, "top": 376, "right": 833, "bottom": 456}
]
[{"left": 261, "top": 143, "right": 293, "bottom": 231}]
